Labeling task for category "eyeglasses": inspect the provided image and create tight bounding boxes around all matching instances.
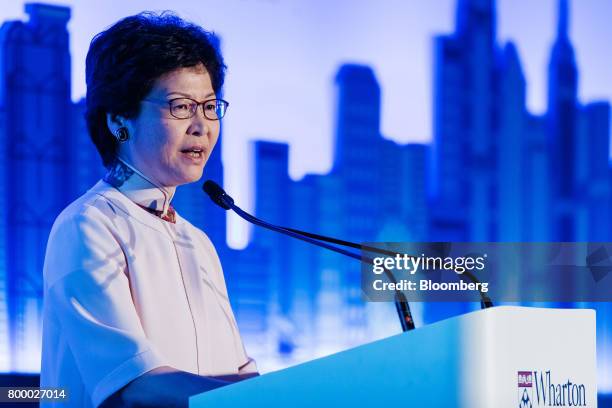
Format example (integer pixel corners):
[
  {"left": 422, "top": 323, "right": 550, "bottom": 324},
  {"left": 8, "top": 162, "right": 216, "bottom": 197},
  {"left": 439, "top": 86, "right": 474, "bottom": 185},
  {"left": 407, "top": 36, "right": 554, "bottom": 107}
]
[{"left": 143, "top": 97, "right": 229, "bottom": 120}]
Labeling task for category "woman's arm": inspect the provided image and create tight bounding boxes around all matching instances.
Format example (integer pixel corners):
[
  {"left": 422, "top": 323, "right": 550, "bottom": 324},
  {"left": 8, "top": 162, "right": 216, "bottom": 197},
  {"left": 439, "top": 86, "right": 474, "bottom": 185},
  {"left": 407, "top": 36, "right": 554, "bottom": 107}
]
[{"left": 102, "top": 365, "right": 253, "bottom": 408}]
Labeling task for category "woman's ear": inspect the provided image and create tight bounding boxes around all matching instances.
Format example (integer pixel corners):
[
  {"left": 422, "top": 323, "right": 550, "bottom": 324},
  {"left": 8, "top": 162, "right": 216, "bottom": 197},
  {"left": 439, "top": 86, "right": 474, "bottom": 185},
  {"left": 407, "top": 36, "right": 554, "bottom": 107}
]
[
  {"left": 106, "top": 113, "right": 132, "bottom": 144},
  {"left": 106, "top": 113, "right": 130, "bottom": 137}
]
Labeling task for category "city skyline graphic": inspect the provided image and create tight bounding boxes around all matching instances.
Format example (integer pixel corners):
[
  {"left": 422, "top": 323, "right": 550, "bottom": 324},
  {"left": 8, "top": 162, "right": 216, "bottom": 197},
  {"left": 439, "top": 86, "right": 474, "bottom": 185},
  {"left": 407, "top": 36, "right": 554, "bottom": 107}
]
[{"left": 0, "top": 0, "right": 611, "bottom": 397}]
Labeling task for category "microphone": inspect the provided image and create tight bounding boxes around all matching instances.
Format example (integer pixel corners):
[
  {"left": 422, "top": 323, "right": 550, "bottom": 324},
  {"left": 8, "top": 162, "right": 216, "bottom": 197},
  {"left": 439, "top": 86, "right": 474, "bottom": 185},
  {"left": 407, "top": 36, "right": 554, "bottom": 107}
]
[
  {"left": 203, "top": 180, "right": 234, "bottom": 209},
  {"left": 203, "top": 180, "right": 493, "bottom": 310},
  {"left": 203, "top": 180, "right": 416, "bottom": 332}
]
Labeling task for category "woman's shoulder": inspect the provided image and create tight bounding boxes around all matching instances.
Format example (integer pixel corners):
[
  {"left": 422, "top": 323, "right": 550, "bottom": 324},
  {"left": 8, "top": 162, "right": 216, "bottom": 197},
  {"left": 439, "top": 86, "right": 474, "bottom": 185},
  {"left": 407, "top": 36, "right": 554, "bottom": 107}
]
[
  {"left": 52, "top": 180, "right": 120, "bottom": 231},
  {"left": 44, "top": 181, "right": 128, "bottom": 288}
]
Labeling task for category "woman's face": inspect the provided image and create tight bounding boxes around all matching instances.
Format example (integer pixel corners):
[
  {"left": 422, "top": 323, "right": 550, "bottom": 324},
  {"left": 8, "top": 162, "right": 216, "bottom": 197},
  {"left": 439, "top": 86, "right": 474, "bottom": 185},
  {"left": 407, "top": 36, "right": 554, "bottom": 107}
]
[{"left": 119, "top": 64, "right": 220, "bottom": 187}]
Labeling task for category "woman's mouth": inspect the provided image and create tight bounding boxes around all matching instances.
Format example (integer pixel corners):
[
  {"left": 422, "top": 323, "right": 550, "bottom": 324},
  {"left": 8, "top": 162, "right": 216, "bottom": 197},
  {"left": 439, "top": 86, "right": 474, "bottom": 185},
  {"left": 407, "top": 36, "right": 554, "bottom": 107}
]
[
  {"left": 180, "top": 147, "right": 205, "bottom": 162},
  {"left": 185, "top": 151, "right": 202, "bottom": 158}
]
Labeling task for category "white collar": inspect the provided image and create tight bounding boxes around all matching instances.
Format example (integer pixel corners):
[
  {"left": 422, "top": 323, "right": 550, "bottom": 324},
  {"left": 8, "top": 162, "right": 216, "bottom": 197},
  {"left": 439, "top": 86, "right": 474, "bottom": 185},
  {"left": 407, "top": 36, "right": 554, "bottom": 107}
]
[{"left": 103, "top": 158, "right": 175, "bottom": 216}]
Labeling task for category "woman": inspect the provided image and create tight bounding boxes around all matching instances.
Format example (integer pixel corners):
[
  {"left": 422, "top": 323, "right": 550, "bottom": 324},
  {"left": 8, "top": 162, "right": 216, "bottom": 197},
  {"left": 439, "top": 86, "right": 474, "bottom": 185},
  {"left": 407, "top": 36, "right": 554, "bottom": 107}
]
[{"left": 40, "top": 12, "right": 257, "bottom": 408}]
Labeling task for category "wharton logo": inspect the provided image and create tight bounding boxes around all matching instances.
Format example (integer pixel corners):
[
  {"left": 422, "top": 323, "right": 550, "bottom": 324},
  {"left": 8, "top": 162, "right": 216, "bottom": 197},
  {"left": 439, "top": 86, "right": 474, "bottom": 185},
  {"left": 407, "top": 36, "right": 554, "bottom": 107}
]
[
  {"left": 518, "top": 370, "right": 587, "bottom": 407},
  {"left": 518, "top": 371, "right": 534, "bottom": 408}
]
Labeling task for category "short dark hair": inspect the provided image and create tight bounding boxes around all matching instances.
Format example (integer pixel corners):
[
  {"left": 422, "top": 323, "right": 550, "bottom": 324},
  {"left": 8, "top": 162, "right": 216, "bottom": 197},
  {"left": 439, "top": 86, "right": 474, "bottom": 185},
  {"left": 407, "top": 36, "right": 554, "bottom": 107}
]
[{"left": 85, "top": 12, "right": 226, "bottom": 167}]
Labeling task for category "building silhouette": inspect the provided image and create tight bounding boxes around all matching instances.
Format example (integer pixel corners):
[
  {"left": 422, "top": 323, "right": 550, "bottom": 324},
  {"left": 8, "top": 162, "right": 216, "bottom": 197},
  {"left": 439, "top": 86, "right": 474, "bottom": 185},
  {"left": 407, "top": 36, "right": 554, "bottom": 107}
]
[
  {"left": 0, "top": 4, "right": 74, "bottom": 372},
  {"left": 548, "top": 0, "right": 578, "bottom": 241},
  {"left": 431, "top": 0, "right": 498, "bottom": 241}
]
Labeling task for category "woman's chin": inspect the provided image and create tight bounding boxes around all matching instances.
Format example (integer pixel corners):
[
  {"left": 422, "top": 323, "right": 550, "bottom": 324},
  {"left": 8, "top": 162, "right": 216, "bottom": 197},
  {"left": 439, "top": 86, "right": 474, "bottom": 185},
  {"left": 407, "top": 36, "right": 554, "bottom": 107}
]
[
  {"left": 180, "top": 168, "right": 205, "bottom": 185},
  {"left": 159, "top": 171, "right": 203, "bottom": 188}
]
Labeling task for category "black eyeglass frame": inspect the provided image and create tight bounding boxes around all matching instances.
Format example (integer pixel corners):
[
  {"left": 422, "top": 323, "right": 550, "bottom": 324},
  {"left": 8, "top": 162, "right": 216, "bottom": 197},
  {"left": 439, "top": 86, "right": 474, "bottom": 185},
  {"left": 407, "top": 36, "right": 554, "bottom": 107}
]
[{"left": 143, "top": 97, "right": 229, "bottom": 120}]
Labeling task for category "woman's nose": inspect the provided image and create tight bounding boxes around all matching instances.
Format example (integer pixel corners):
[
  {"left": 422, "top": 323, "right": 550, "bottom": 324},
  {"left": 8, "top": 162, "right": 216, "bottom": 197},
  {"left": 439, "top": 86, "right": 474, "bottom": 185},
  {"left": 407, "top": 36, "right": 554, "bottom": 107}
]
[{"left": 188, "top": 108, "right": 210, "bottom": 137}]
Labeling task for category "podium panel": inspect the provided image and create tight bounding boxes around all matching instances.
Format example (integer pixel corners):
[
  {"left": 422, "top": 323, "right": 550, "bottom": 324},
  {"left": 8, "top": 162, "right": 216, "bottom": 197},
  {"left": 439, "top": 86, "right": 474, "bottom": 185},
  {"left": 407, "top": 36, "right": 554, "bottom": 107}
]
[{"left": 191, "top": 306, "right": 597, "bottom": 408}]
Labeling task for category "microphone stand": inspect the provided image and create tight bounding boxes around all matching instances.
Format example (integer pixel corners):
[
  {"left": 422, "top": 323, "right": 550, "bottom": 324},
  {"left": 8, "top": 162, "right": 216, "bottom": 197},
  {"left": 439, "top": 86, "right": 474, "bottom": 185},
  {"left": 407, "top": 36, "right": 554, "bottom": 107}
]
[
  {"left": 230, "top": 202, "right": 416, "bottom": 332},
  {"left": 203, "top": 182, "right": 415, "bottom": 331}
]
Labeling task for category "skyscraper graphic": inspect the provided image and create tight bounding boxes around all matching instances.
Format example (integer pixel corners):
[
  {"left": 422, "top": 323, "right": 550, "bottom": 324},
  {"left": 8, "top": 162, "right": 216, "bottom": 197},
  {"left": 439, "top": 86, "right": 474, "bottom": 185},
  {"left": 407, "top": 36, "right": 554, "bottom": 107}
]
[
  {"left": 431, "top": 0, "right": 498, "bottom": 241},
  {"left": 252, "top": 141, "right": 291, "bottom": 317},
  {"left": 496, "top": 43, "right": 526, "bottom": 241},
  {"left": 332, "top": 65, "right": 383, "bottom": 336},
  {"left": 245, "top": 65, "right": 403, "bottom": 353},
  {"left": 0, "top": 4, "right": 72, "bottom": 372},
  {"left": 547, "top": 0, "right": 579, "bottom": 241},
  {"left": 237, "top": 140, "right": 300, "bottom": 357}
]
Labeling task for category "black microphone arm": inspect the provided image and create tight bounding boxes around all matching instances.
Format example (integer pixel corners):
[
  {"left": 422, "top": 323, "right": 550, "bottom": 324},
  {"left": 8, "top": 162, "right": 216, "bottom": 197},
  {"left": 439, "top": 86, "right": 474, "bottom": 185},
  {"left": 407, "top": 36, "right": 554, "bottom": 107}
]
[
  {"left": 203, "top": 180, "right": 492, "bottom": 309},
  {"left": 202, "top": 180, "right": 416, "bottom": 332}
]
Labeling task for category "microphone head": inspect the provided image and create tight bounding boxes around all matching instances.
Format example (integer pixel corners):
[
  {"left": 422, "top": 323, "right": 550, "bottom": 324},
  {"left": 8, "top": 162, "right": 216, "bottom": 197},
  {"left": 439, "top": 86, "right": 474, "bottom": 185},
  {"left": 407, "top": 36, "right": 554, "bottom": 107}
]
[{"left": 203, "top": 180, "right": 234, "bottom": 210}]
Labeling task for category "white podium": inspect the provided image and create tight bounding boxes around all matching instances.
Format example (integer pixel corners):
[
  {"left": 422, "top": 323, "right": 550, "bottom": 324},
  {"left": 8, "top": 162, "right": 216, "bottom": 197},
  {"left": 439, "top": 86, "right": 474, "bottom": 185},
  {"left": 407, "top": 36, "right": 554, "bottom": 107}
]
[{"left": 191, "top": 306, "right": 597, "bottom": 407}]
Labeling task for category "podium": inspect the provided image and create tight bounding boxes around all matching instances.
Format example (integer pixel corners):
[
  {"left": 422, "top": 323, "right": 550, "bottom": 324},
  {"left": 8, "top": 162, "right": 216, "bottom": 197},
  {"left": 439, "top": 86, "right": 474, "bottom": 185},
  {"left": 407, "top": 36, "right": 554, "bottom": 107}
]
[{"left": 190, "top": 306, "right": 597, "bottom": 407}]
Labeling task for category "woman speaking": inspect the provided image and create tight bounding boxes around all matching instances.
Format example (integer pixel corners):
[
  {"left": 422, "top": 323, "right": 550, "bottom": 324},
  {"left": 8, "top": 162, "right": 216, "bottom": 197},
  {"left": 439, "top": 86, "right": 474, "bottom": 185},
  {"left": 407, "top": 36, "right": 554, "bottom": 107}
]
[{"left": 40, "top": 12, "right": 257, "bottom": 408}]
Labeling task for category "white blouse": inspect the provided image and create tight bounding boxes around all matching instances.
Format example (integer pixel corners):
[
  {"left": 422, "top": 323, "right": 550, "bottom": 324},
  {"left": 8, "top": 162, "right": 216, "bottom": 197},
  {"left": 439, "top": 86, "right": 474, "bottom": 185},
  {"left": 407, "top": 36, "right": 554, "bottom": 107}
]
[{"left": 40, "top": 173, "right": 255, "bottom": 407}]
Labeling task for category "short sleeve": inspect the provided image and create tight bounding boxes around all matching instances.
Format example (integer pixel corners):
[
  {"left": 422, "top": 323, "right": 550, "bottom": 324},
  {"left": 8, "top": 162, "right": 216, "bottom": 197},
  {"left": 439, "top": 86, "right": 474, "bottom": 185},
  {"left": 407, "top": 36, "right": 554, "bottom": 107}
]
[
  {"left": 44, "top": 206, "right": 167, "bottom": 407},
  {"left": 238, "top": 357, "right": 258, "bottom": 375}
]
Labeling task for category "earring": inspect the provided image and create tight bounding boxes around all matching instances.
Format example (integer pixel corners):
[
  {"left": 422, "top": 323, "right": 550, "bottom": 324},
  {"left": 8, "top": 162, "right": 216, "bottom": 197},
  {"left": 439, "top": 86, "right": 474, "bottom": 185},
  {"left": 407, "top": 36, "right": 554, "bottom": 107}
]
[{"left": 115, "top": 127, "right": 129, "bottom": 142}]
